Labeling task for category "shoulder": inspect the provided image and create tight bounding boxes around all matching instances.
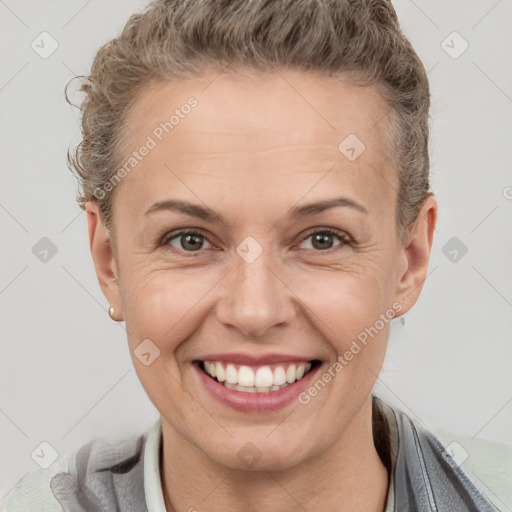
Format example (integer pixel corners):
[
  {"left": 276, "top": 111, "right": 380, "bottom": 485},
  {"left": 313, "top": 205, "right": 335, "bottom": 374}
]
[
  {"left": 412, "top": 418, "right": 512, "bottom": 509},
  {"left": 374, "top": 396, "right": 511, "bottom": 511},
  {"left": 1, "top": 426, "right": 153, "bottom": 512},
  {"left": 432, "top": 425, "right": 512, "bottom": 510},
  {"left": 0, "top": 457, "right": 68, "bottom": 512}
]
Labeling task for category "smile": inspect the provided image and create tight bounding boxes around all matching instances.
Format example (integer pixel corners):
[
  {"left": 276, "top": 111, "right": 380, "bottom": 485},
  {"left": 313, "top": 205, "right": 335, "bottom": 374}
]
[{"left": 198, "top": 360, "right": 320, "bottom": 393}]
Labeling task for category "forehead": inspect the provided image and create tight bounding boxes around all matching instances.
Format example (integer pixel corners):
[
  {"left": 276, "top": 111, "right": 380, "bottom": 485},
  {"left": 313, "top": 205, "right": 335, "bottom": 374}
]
[{"left": 116, "top": 68, "right": 396, "bottom": 220}]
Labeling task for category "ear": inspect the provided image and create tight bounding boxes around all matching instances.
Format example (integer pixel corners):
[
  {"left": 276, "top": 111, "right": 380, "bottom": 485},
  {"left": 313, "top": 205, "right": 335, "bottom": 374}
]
[
  {"left": 394, "top": 194, "right": 438, "bottom": 316},
  {"left": 86, "top": 201, "right": 123, "bottom": 321}
]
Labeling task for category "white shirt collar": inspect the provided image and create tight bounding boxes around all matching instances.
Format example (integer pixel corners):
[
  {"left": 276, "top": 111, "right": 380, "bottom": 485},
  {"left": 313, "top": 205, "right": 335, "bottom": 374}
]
[{"left": 144, "top": 416, "right": 167, "bottom": 512}]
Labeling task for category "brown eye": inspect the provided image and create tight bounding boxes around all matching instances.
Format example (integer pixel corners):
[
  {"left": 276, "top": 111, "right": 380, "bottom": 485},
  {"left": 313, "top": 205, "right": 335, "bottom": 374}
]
[{"left": 299, "top": 229, "right": 351, "bottom": 252}]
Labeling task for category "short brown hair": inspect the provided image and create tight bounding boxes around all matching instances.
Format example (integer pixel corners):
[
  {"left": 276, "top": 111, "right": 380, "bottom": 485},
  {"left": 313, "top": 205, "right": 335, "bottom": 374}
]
[{"left": 66, "top": 0, "right": 433, "bottom": 246}]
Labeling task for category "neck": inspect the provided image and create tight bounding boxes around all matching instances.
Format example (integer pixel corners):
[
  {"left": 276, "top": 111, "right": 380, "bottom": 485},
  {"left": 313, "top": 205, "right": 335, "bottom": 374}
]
[{"left": 160, "top": 397, "right": 389, "bottom": 512}]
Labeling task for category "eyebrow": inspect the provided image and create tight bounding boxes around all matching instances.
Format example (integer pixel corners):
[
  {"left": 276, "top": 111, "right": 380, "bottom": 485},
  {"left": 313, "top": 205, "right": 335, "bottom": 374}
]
[{"left": 144, "top": 196, "right": 368, "bottom": 225}]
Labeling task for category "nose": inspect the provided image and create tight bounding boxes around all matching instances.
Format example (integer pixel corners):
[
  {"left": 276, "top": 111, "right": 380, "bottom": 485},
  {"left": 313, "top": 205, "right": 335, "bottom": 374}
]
[{"left": 215, "top": 247, "right": 296, "bottom": 339}]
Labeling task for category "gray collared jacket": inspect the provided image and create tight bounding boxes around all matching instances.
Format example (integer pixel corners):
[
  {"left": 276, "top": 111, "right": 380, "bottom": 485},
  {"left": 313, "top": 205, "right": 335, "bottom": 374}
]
[{"left": 1, "top": 396, "right": 503, "bottom": 511}]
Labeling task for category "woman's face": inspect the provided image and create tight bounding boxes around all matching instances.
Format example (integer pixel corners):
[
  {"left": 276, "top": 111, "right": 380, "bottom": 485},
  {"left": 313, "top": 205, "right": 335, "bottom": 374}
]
[{"left": 88, "top": 68, "right": 436, "bottom": 471}]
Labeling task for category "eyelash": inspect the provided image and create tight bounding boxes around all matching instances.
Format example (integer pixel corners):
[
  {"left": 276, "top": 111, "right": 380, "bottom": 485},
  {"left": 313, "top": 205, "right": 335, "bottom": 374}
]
[{"left": 158, "top": 227, "right": 353, "bottom": 255}]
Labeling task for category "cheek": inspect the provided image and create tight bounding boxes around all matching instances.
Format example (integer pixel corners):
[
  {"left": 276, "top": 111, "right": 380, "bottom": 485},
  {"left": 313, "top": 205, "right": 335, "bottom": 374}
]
[
  {"left": 310, "top": 293, "right": 386, "bottom": 367},
  {"left": 122, "top": 267, "right": 221, "bottom": 350},
  {"left": 289, "top": 262, "right": 391, "bottom": 343}
]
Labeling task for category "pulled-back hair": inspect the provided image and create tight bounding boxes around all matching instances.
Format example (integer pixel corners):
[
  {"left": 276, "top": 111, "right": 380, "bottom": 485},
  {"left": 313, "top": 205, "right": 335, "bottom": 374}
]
[{"left": 66, "top": 0, "right": 433, "bottom": 245}]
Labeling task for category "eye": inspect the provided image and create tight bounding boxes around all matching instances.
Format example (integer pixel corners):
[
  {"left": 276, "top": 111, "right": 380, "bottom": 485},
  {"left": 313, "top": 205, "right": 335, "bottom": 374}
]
[
  {"left": 161, "top": 230, "right": 214, "bottom": 252},
  {"left": 298, "top": 228, "right": 351, "bottom": 252},
  {"left": 159, "top": 227, "right": 352, "bottom": 255}
]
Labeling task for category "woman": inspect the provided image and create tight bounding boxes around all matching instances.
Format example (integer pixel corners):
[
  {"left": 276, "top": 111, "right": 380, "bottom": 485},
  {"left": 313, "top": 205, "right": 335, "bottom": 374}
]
[{"left": 2, "top": 0, "right": 508, "bottom": 511}]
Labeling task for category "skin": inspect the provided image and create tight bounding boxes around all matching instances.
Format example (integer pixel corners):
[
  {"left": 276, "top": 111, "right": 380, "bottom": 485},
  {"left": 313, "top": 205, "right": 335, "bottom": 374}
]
[{"left": 86, "top": 68, "right": 437, "bottom": 512}]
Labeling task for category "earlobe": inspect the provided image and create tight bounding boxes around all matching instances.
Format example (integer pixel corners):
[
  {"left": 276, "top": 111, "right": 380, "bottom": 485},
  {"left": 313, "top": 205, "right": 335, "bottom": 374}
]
[
  {"left": 394, "top": 195, "right": 438, "bottom": 316},
  {"left": 85, "top": 201, "right": 123, "bottom": 320}
]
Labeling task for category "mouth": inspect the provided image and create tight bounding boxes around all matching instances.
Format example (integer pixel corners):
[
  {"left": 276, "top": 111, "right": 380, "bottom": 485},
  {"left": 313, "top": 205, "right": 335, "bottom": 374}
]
[{"left": 195, "top": 359, "right": 322, "bottom": 393}]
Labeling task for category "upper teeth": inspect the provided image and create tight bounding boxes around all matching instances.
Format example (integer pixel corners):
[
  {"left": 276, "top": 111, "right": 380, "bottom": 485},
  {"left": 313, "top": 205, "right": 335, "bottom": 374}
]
[{"left": 203, "top": 361, "right": 312, "bottom": 388}]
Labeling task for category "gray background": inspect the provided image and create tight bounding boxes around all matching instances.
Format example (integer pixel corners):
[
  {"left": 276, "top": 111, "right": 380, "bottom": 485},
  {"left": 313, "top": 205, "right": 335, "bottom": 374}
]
[{"left": 1, "top": 0, "right": 511, "bottom": 505}]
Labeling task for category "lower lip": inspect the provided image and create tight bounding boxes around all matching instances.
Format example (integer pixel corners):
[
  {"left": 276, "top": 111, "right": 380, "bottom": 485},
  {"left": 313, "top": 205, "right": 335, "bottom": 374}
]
[{"left": 194, "top": 361, "right": 321, "bottom": 413}]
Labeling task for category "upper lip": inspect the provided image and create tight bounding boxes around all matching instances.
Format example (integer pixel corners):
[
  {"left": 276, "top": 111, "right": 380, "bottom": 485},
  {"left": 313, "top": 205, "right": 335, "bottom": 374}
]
[{"left": 195, "top": 352, "right": 317, "bottom": 366}]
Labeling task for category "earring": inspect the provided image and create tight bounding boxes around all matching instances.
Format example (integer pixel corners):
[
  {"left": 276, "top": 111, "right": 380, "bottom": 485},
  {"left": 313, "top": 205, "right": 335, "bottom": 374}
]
[{"left": 108, "top": 305, "right": 117, "bottom": 321}]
